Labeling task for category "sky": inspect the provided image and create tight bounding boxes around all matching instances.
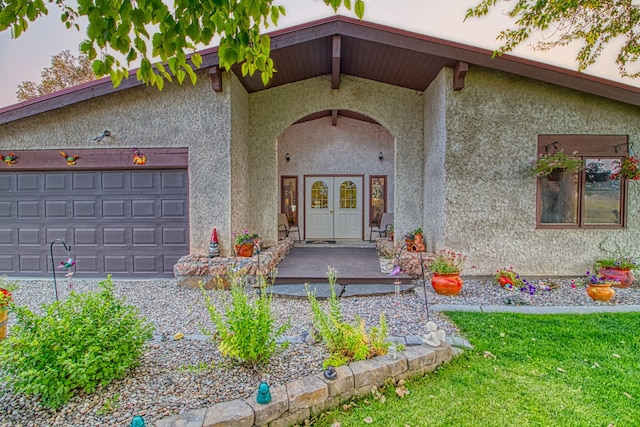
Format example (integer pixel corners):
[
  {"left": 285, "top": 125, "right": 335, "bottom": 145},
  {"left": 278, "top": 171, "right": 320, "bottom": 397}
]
[{"left": 0, "top": 0, "right": 637, "bottom": 109}]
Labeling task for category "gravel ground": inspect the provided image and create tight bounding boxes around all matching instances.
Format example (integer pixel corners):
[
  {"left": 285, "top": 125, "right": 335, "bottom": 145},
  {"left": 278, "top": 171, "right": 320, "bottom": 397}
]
[{"left": 0, "top": 277, "right": 638, "bottom": 426}]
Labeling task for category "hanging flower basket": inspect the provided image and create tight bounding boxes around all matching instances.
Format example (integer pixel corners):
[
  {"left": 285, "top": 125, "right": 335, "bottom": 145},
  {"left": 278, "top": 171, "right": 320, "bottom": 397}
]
[
  {"left": 528, "top": 151, "right": 582, "bottom": 179},
  {"left": 611, "top": 156, "right": 640, "bottom": 181}
]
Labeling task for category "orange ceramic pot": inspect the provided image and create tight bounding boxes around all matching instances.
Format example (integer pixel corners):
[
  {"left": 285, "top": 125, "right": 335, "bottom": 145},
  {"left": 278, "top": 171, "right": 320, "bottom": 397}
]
[
  {"left": 586, "top": 283, "right": 615, "bottom": 302},
  {"left": 598, "top": 267, "right": 634, "bottom": 288},
  {"left": 235, "top": 243, "right": 254, "bottom": 257},
  {"left": 431, "top": 273, "right": 463, "bottom": 296}
]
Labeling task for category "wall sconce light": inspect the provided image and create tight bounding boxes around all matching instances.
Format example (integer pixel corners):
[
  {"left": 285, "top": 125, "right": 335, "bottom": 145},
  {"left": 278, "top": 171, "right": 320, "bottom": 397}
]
[
  {"left": 378, "top": 151, "right": 383, "bottom": 161},
  {"left": 286, "top": 153, "right": 291, "bottom": 162},
  {"left": 93, "top": 130, "right": 111, "bottom": 142}
]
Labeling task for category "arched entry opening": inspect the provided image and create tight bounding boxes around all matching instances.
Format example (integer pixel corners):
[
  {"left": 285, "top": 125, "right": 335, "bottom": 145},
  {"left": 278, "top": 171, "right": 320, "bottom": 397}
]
[{"left": 277, "top": 110, "right": 395, "bottom": 241}]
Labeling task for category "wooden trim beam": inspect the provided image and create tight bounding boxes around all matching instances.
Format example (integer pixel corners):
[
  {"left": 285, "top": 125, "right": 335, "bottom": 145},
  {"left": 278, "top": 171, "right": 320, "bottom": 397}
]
[
  {"left": 0, "top": 148, "right": 189, "bottom": 171},
  {"left": 209, "top": 66, "right": 222, "bottom": 92},
  {"left": 332, "top": 35, "right": 341, "bottom": 89},
  {"left": 332, "top": 109, "right": 338, "bottom": 126},
  {"left": 453, "top": 62, "right": 468, "bottom": 91}
]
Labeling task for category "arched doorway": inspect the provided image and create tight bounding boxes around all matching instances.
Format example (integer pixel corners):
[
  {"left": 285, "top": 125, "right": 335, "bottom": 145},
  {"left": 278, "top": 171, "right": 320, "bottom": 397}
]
[{"left": 277, "top": 112, "right": 394, "bottom": 241}]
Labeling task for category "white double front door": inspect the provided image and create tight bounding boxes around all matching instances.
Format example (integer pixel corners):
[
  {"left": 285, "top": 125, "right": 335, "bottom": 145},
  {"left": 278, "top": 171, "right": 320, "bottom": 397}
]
[{"left": 305, "top": 176, "right": 363, "bottom": 240}]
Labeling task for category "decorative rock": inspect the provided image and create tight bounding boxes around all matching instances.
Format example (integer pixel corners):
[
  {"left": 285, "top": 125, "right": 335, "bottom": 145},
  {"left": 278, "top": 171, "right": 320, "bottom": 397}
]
[
  {"left": 154, "top": 408, "right": 206, "bottom": 427},
  {"left": 256, "top": 381, "right": 271, "bottom": 404},
  {"left": 323, "top": 366, "right": 337, "bottom": 380},
  {"left": 203, "top": 399, "right": 254, "bottom": 427},
  {"left": 286, "top": 376, "right": 329, "bottom": 413},
  {"left": 446, "top": 336, "right": 474, "bottom": 349}
]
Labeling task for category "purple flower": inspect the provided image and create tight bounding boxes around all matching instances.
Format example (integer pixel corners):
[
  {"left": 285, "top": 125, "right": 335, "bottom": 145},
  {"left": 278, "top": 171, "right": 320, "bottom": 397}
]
[{"left": 389, "top": 265, "right": 401, "bottom": 276}]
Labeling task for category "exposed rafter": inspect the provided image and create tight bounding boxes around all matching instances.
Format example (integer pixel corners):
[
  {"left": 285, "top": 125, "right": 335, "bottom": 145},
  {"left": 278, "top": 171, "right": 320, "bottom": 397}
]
[
  {"left": 332, "top": 109, "right": 338, "bottom": 126},
  {"left": 209, "top": 66, "right": 222, "bottom": 92},
  {"left": 332, "top": 35, "right": 341, "bottom": 89},
  {"left": 453, "top": 62, "right": 468, "bottom": 91}
]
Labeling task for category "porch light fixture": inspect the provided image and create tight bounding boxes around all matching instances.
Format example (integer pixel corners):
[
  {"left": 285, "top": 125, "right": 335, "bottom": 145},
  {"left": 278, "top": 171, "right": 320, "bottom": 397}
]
[
  {"left": 286, "top": 153, "right": 291, "bottom": 162},
  {"left": 378, "top": 152, "right": 383, "bottom": 161}
]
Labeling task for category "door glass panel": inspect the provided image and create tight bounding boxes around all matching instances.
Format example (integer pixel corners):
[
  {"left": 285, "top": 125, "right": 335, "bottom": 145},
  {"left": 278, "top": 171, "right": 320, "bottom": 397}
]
[
  {"left": 584, "top": 158, "right": 621, "bottom": 224},
  {"left": 340, "top": 181, "right": 357, "bottom": 209},
  {"left": 311, "top": 181, "right": 328, "bottom": 209},
  {"left": 540, "top": 172, "right": 579, "bottom": 224}
]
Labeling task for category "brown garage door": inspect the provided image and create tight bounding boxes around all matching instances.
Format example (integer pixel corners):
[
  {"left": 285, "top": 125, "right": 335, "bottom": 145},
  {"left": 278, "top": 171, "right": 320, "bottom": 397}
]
[{"left": 0, "top": 169, "right": 189, "bottom": 278}]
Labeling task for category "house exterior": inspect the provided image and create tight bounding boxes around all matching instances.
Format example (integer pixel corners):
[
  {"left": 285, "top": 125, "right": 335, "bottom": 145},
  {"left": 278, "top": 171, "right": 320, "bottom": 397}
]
[{"left": 1, "top": 16, "right": 639, "bottom": 278}]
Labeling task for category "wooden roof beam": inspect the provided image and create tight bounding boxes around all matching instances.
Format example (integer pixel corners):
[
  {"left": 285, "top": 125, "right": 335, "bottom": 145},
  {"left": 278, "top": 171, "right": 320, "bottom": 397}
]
[
  {"left": 332, "top": 109, "right": 338, "bottom": 126},
  {"left": 453, "top": 62, "right": 468, "bottom": 91},
  {"left": 332, "top": 35, "right": 341, "bottom": 89},
  {"left": 209, "top": 66, "right": 222, "bottom": 92}
]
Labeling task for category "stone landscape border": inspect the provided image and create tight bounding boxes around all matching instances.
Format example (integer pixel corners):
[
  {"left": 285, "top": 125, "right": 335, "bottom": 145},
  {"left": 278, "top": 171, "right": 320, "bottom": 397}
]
[{"left": 154, "top": 343, "right": 454, "bottom": 427}]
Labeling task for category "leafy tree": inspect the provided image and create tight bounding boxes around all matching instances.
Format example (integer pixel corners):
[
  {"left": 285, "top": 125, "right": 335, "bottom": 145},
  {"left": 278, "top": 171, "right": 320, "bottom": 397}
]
[
  {"left": 16, "top": 49, "right": 95, "bottom": 101},
  {"left": 0, "top": 0, "right": 364, "bottom": 90},
  {"left": 466, "top": 0, "right": 640, "bottom": 78}
]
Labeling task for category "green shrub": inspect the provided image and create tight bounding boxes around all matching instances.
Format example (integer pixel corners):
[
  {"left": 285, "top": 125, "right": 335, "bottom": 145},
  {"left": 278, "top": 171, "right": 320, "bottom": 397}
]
[
  {"left": 0, "top": 275, "right": 154, "bottom": 410},
  {"left": 307, "top": 267, "right": 389, "bottom": 368},
  {"left": 201, "top": 271, "right": 289, "bottom": 366}
]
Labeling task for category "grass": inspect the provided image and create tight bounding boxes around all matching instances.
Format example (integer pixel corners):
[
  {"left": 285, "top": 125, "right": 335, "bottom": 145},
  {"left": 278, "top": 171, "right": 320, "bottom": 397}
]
[{"left": 312, "top": 312, "right": 640, "bottom": 427}]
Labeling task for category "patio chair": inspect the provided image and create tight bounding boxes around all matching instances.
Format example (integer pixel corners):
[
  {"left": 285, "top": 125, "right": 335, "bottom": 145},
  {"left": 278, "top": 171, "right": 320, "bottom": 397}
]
[
  {"left": 369, "top": 213, "right": 393, "bottom": 242},
  {"left": 278, "top": 213, "right": 301, "bottom": 242}
]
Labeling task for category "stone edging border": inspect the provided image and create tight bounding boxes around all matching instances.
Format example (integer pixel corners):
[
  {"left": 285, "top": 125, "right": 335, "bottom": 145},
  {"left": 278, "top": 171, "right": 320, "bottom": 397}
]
[{"left": 153, "top": 343, "right": 457, "bottom": 427}]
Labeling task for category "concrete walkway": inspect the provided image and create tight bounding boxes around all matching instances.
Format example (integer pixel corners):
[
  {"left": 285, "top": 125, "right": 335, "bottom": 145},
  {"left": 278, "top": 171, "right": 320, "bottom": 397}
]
[{"left": 431, "top": 304, "right": 640, "bottom": 314}]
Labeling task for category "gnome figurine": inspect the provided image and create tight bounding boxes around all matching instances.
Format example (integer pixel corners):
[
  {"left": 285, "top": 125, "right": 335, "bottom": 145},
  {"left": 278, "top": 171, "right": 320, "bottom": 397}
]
[
  {"left": 208, "top": 228, "right": 220, "bottom": 258},
  {"left": 256, "top": 381, "right": 271, "bottom": 404}
]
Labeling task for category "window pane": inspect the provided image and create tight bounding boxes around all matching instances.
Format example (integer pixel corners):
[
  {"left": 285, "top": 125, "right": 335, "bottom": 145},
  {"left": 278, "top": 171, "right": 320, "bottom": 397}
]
[
  {"left": 370, "top": 177, "right": 386, "bottom": 226},
  {"left": 340, "top": 181, "right": 357, "bottom": 209},
  {"left": 540, "top": 172, "right": 579, "bottom": 224},
  {"left": 281, "top": 177, "right": 298, "bottom": 225},
  {"left": 584, "top": 158, "right": 622, "bottom": 225},
  {"left": 311, "top": 181, "right": 328, "bottom": 209}
]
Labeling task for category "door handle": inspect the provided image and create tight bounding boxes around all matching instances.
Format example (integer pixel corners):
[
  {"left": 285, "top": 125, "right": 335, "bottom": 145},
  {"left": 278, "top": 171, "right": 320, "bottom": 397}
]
[{"left": 330, "top": 210, "right": 333, "bottom": 214}]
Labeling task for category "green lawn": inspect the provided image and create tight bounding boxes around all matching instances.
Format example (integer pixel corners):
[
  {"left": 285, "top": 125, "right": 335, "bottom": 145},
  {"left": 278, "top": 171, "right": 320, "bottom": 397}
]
[{"left": 312, "top": 312, "right": 640, "bottom": 427}]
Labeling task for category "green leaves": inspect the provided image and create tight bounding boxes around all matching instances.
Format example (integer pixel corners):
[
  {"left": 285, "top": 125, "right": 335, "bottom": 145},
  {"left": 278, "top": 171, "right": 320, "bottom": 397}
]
[
  {"left": 0, "top": 275, "right": 154, "bottom": 410},
  {"left": 2, "top": 0, "right": 366, "bottom": 90}
]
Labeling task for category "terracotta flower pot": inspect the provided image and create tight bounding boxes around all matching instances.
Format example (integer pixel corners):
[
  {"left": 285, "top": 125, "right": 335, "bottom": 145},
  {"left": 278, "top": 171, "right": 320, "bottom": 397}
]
[
  {"left": 498, "top": 276, "right": 513, "bottom": 288},
  {"left": 431, "top": 272, "right": 463, "bottom": 296},
  {"left": 586, "top": 283, "right": 616, "bottom": 302},
  {"left": 598, "top": 267, "right": 634, "bottom": 288},
  {"left": 235, "top": 243, "right": 254, "bottom": 257}
]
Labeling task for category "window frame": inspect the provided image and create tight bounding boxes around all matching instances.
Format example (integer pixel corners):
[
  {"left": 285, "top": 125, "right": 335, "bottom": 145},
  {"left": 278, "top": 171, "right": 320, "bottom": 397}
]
[
  {"left": 369, "top": 175, "right": 387, "bottom": 226},
  {"left": 536, "top": 135, "right": 629, "bottom": 229}
]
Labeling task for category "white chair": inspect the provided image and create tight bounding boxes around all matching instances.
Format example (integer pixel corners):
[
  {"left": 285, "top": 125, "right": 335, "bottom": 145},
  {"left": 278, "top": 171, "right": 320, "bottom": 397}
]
[
  {"left": 369, "top": 213, "right": 393, "bottom": 242},
  {"left": 278, "top": 213, "right": 301, "bottom": 242}
]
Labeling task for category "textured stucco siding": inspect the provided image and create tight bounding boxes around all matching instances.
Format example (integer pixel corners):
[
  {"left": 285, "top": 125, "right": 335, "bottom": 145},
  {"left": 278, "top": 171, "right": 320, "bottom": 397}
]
[
  {"left": 278, "top": 116, "right": 394, "bottom": 238},
  {"left": 423, "top": 70, "right": 448, "bottom": 252},
  {"left": 444, "top": 66, "right": 640, "bottom": 276},
  {"left": 0, "top": 70, "right": 234, "bottom": 257},
  {"left": 249, "top": 75, "right": 424, "bottom": 245}
]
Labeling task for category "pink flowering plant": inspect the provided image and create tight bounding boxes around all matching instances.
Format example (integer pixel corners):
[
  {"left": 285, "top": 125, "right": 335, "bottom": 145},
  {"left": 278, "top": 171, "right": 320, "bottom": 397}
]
[
  {"left": 528, "top": 150, "right": 583, "bottom": 178},
  {"left": 425, "top": 250, "right": 466, "bottom": 274},
  {"left": 611, "top": 156, "right": 640, "bottom": 181},
  {"left": 494, "top": 267, "right": 526, "bottom": 289}
]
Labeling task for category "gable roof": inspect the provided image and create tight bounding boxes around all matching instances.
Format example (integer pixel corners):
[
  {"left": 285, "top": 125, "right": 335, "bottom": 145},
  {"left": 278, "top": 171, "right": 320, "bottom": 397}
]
[{"left": 2, "top": 15, "right": 640, "bottom": 125}]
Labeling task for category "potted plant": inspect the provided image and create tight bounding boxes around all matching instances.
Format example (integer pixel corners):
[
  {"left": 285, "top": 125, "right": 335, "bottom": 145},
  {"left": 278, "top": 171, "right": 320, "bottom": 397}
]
[
  {"left": 376, "top": 246, "right": 396, "bottom": 273},
  {"left": 233, "top": 230, "right": 259, "bottom": 257},
  {"left": 388, "top": 224, "right": 394, "bottom": 241},
  {"left": 583, "top": 271, "right": 616, "bottom": 302},
  {"left": 0, "top": 278, "right": 17, "bottom": 340},
  {"left": 425, "top": 250, "right": 466, "bottom": 295},
  {"left": 585, "top": 161, "right": 611, "bottom": 183},
  {"left": 594, "top": 256, "right": 637, "bottom": 288},
  {"left": 411, "top": 228, "right": 425, "bottom": 252},
  {"left": 528, "top": 150, "right": 583, "bottom": 181},
  {"left": 404, "top": 231, "right": 415, "bottom": 251},
  {"left": 494, "top": 267, "right": 526, "bottom": 290},
  {"left": 611, "top": 155, "right": 640, "bottom": 181}
]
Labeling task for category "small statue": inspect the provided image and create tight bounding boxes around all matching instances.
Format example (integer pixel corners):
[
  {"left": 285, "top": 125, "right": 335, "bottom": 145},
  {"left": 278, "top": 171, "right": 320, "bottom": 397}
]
[
  {"left": 132, "top": 147, "right": 147, "bottom": 165},
  {"left": 1, "top": 153, "right": 16, "bottom": 166},
  {"left": 60, "top": 151, "right": 79, "bottom": 166},
  {"left": 130, "top": 416, "right": 145, "bottom": 427},
  {"left": 324, "top": 366, "right": 337, "bottom": 380},
  {"left": 208, "top": 228, "right": 220, "bottom": 258},
  {"left": 256, "top": 381, "right": 271, "bottom": 404}
]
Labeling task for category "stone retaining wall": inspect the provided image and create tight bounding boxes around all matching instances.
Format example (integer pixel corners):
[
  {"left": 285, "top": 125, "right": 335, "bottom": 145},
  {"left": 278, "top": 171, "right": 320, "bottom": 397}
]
[
  {"left": 376, "top": 239, "right": 433, "bottom": 280},
  {"left": 153, "top": 343, "right": 453, "bottom": 427},
  {"left": 174, "top": 238, "right": 295, "bottom": 289}
]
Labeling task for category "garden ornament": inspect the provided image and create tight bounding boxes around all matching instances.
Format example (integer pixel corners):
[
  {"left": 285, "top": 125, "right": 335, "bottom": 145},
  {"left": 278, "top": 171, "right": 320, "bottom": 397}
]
[
  {"left": 208, "top": 228, "right": 220, "bottom": 258},
  {"left": 132, "top": 147, "right": 147, "bottom": 165},
  {"left": 1, "top": 153, "right": 16, "bottom": 166},
  {"left": 60, "top": 151, "right": 79, "bottom": 166},
  {"left": 423, "top": 321, "right": 446, "bottom": 347},
  {"left": 256, "top": 381, "right": 271, "bottom": 404},
  {"left": 301, "top": 328, "right": 317, "bottom": 345},
  {"left": 130, "top": 415, "right": 145, "bottom": 427},
  {"left": 58, "top": 258, "right": 76, "bottom": 269},
  {"left": 324, "top": 366, "right": 337, "bottom": 380}
]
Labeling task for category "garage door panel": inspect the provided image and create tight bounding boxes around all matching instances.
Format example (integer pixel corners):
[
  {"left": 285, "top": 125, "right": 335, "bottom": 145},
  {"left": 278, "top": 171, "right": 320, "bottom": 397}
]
[{"left": 0, "top": 169, "right": 188, "bottom": 277}]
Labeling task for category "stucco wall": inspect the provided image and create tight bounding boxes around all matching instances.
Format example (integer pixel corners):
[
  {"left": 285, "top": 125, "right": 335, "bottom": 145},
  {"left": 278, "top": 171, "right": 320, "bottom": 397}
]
[
  {"left": 277, "top": 116, "right": 394, "bottom": 238},
  {"left": 444, "top": 66, "right": 640, "bottom": 275},
  {"left": 423, "top": 70, "right": 448, "bottom": 252},
  {"left": 248, "top": 75, "right": 424, "bottom": 245},
  {"left": 0, "top": 70, "right": 234, "bottom": 257}
]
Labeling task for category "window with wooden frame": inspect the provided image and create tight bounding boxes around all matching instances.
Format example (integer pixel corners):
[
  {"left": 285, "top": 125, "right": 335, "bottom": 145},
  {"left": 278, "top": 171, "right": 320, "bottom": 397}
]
[
  {"left": 280, "top": 176, "right": 298, "bottom": 226},
  {"left": 369, "top": 176, "right": 387, "bottom": 226},
  {"left": 536, "top": 135, "right": 628, "bottom": 229}
]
